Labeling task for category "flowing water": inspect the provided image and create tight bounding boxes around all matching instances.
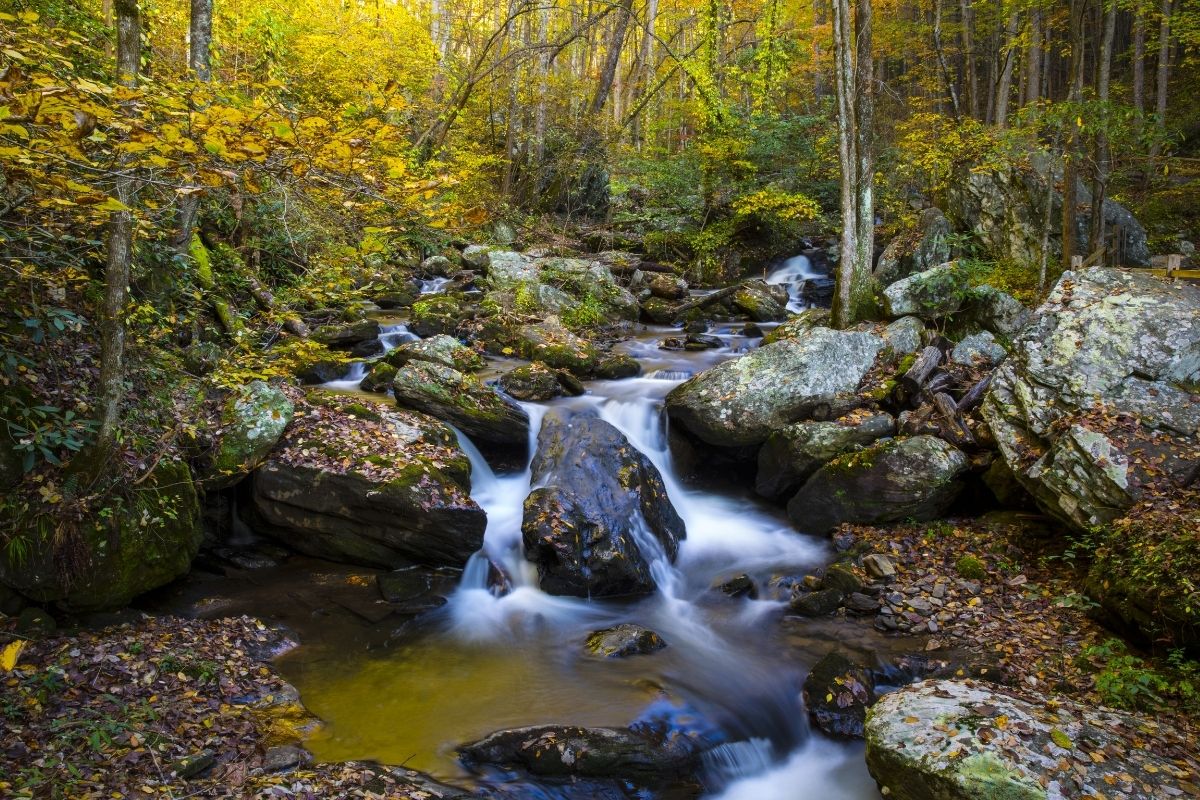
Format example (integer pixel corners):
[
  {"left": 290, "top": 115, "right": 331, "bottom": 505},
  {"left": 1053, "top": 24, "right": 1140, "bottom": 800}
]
[
  {"left": 268, "top": 300, "right": 887, "bottom": 798},
  {"left": 765, "top": 254, "right": 823, "bottom": 314}
]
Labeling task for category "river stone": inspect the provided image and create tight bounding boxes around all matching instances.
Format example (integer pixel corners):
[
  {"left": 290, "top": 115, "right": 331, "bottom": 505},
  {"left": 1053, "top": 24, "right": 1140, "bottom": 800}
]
[
  {"left": 666, "top": 328, "right": 885, "bottom": 448},
  {"left": 790, "top": 587, "right": 844, "bottom": 616},
  {"left": 250, "top": 398, "right": 484, "bottom": 568},
  {"left": 882, "top": 262, "right": 970, "bottom": 320},
  {"left": 522, "top": 412, "right": 685, "bottom": 598},
  {"left": 732, "top": 281, "right": 787, "bottom": 322},
  {"left": 951, "top": 331, "right": 1006, "bottom": 367},
  {"left": 515, "top": 320, "right": 601, "bottom": 376},
  {"left": 874, "top": 207, "right": 953, "bottom": 286},
  {"left": 359, "top": 362, "right": 397, "bottom": 393},
  {"left": 0, "top": 460, "right": 202, "bottom": 611},
  {"left": 419, "top": 254, "right": 455, "bottom": 277},
  {"left": 631, "top": 270, "right": 688, "bottom": 300},
  {"left": 803, "top": 652, "right": 876, "bottom": 738},
  {"left": 787, "top": 436, "right": 970, "bottom": 535},
  {"left": 459, "top": 724, "right": 701, "bottom": 784},
  {"left": 498, "top": 362, "right": 566, "bottom": 402},
  {"left": 981, "top": 268, "right": 1200, "bottom": 532},
  {"left": 865, "top": 679, "right": 1190, "bottom": 800},
  {"left": 199, "top": 381, "right": 294, "bottom": 490},
  {"left": 596, "top": 353, "right": 642, "bottom": 380},
  {"left": 384, "top": 334, "right": 484, "bottom": 373},
  {"left": 311, "top": 320, "right": 381, "bottom": 348},
  {"left": 392, "top": 360, "right": 529, "bottom": 447},
  {"left": 585, "top": 624, "right": 667, "bottom": 658},
  {"left": 882, "top": 316, "right": 926, "bottom": 355},
  {"left": 409, "top": 294, "right": 466, "bottom": 338},
  {"left": 756, "top": 412, "right": 897, "bottom": 499}
]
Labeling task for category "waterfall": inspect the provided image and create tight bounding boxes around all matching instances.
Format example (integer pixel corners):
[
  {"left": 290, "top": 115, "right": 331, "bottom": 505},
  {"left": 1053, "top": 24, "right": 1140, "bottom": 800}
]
[{"left": 765, "top": 254, "right": 822, "bottom": 313}]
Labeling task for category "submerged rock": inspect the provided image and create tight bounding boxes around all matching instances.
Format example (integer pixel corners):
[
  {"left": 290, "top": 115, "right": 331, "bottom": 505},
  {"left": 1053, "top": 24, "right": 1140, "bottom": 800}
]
[
  {"left": 665, "top": 328, "right": 884, "bottom": 448},
  {"left": 787, "top": 436, "right": 969, "bottom": 535},
  {"left": 866, "top": 679, "right": 1192, "bottom": 800},
  {"left": 392, "top": 360, "right": 529, "bottom": 447},
  {"left": 250, "top": 395, "right": 484, "bottom": 568},
  {"left": 459, "top": 724, "right": 701, "bottom": 784},
  {"left": 585, "top": 624, "right": 667, "bottom": 658},
  {"left": 522, "top": 412, "right": 685, "bottom": 598},
  {"left": 803, "top": 652, "right": 876, "bottom": 738},
  {"left": 982, "top": 268, "right": 1200, "bottom": 532}
]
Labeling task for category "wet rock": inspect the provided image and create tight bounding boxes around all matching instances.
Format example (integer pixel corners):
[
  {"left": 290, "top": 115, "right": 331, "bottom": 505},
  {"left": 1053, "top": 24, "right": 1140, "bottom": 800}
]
[
  {"left": 732, "top": 281, "right": 787, "bottom": 322},
  {"left": 311, "top": 320, "right": 381, "bottom": 349},
  {"left": 881, "top": 262, "right": 970, "bottom": 320},
  {"left": 250, "top": 399, "right": 485, "bottom": 569},
  {"left": 359, "top": 362, "right": 398, "bottom": 393},
  {"left": 803, "top": 652, "right": 876, "bottom": 738},
  {"left": 640, "top": 296, "right": 678, "bottom": 325},
  {"left": 409, "top": 294, "right": 466, "bottom": 337},
  {"left": 515, "top": 319, "right": 601, "bottom": 376},
  {"left": 596, "top": 353, "right": 642, "bottom": 380},
  {"left": 0, "top": 460, "right": 202, "bottom": 612},
  {"left": 392, "top": 361, "right": 529, "bottom": 447},
  {"left": 685, "top": 333, "right": 723, "bottom": 350},
  {"left": 585, "top": 624, "right": 667, "bottom": 658},
  {"left": 293, "top": 354, "right": 346, "bottom": 385},
  {"left": 790, "top": 588, "right": 844, "bottom": 616},
  {"left": 756, "top": 412, "right": 896, "bottom": 499},
  {"left": 385, "top": 335, "right": 485, "bottom": 373},
  {"left": 522, "top": 412, "right": 685, "bottom": 598},
  {"left": 787, "top": 436, "right": 970, "bottom": 535},
  {"left": 761, "top": 308, "right": 831, "bottom": 345},
  {"left": 498, "top": 362, "right": 566, "bottom": 401},
  {"left": 666, "top": 328, "right": 885, "bottom": 448},
  {"left": 261, "top": 745, "right": 309, "bottom": 773},
  {"left": 951, "top": 331, "right": 1006, "bottom": 367},
  {"left": 742, "top": 323, "right": 763, "bottom": 338},
  {"left": 845, "top": 592, "right": 879, "bottom": 614},
  {"left": 198, "top": 381, "right": 294, "bottom": 490},
  {"left": 459, "top": 724, "right": 701, "bottom": 784},
  {"left": 866, "top": 679, "right": 1188, "bottom": 800},
  {"left": 16, "top": 606, "right": 55, "bottom": 635},
  {"left": 822, "top": 563, "right": 863, "bottom": 595},
  {"left": 982, "top": 268, "right": 1200, "bottom": 532},
  {"left": 717, "top": 573, "right": 757, "bottom": 599}
]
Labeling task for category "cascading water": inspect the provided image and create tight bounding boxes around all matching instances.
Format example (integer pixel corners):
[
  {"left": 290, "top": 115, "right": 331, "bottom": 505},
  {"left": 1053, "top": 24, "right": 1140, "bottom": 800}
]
[
  {"left": 418, "top": 276, "right": 453, "bottom": 294},
  {"left": 766, "top": 254, "right": 823, "bottom": 313}
]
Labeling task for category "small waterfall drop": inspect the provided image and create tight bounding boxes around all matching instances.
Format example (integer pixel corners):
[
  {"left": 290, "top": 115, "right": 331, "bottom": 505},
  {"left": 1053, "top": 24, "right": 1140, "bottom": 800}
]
[{"left": 765, "top": 254, "right": 822, "bottom": 313}]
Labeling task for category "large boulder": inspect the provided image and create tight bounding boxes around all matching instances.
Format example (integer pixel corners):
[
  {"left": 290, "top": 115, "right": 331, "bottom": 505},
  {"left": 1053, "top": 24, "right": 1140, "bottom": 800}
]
[
  {"left": 311, "top": 319, "right": 380, "bottom": 349},
  {"left": 787, "top": 436, "right": 969, "bottom": 535},
  {"left": 732, "top": 281, "right": 788, "bottom": 322},
  {"left": 982, "top": 268, "right": 1200, "bottom": 532},
  {"left": 483, "top": 254, "right": 638, "bottom": 325},
  {"left": 197, "top": 381, "right": 294, "bottom": 490},
  {"left": 756, "top": 412, "right": 896, "bottom": 500},
  {"left": 409, "top": 294, "right": 467, "bottom": 338},
  {"left": 522, "top": 412, "right": 685, "bottom": 597},
  {"left": 866, "top": 680, "right": 1194, "bottom": 800},
  {"left": 945, "top": 154, "right": 1150, "bottom": 268},
  {"left": 665, "top": 328, "right": 885, "bottom": 448},
  {"left": 392, "top": 360, "right": 529, "bottom": 447},
  {"left": 459, "top": 724, "right": 701, "bottom": 785},
  {"left": 630, "top": 269, "right": 688, "bottom": 300},
  {"left": 251, "top": 395, "right": 484, "bottom": 568},
  {"left": 874, "top": 207, "right": 953, "bottom": 286},
  {"left": 882, "top": 262, "right": 970, "bottom": 320},
  {"left": 0, "top": 459, "right": 202, "bottom": 611}
]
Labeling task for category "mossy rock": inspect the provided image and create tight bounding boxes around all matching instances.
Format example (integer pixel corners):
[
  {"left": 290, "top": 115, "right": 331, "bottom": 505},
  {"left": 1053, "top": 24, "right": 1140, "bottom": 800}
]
[
  {"left": 409, "top": 294, "right": 466, "bottom": 337},
  {"left": 596, "top": 353, "right": 642, "bottom": 380},
  {"left": 955, "top": 555, "right": 987, "bottom": 580},
  {"left": 392, "top": 360, "right": 529, "bottom": 446},
  {"left": 640, "top": 297, "right": 678, "bottom": 325},
  {"left": 360, "top": 362, "right": 398, "bottom": 393},
  {"left": 0, "top": 460, "right": 202, "bottom": 611},
  {"left": 516, "top": 321, "right": 601, "bottom": 377},
  {"left": 384, "top": 334, "right": 485, "bottom": 373},
  {"left": 761, "top": 308, "right": 831, "bottom": 345},
  {"left": 200, "top": 381, "right": 294, "bottom": 490},
  {"left": 498, "top": 363, "right": 565, "bottom": 402}
]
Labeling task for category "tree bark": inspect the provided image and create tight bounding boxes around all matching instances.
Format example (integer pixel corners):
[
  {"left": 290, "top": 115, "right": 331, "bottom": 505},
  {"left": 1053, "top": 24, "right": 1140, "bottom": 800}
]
[
  {"left": 959, "top": 0, "right": 978, "bottom": 118},
  {"left": 1149, "top": 0, "right": 1171, "bottom": 160},
  {"left": 1061, "top": 0, "right": 1086, "bottom": 270},
  {"left": 1133, "top": 8, "right": 1146, "bottom": 113},
  {"left": 1089, "top": 0, "right": 1117, "bottom": 252},
  {"left": 994, "top": 12, "right": 1018, "bottom": 128},
  {"left": 1023, "top": 8, "right": 1041, "bottom": 109},
  {"left": 932, "top": 0, "right": 961, "bottom": 119},
  {"left": 98, "top": 0, "right": 141, "bottom": 456},
  {"left": 188, "top": 0, "right": 212, "bottom": 80}
]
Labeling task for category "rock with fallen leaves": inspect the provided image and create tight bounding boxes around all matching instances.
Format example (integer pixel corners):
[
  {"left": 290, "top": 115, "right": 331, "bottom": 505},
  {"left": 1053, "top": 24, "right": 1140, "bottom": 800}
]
[
  {"left": 250, "top": 392, "right": 485, "bottom": 569},
  {"left": 866, "top": 678, "right": 1199, "bottom": 800},
  {"left": 983, "top": 267, "right": 1200, "bottom": 533}
]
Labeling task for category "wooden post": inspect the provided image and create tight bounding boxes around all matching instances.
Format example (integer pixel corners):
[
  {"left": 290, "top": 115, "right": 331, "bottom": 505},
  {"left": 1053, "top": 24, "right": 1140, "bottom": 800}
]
[
  {"left": 1071, "top": 255, "right": 1084, "bottom": 270},
  {"left": 1167, "top": 254, "right": 1182, "bottom": 277}
]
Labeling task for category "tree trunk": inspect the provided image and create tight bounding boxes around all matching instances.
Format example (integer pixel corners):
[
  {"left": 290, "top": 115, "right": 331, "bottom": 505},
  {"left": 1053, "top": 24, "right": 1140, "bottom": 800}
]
[
  {"left": 98, "top": 0, "right": 141, "bottom": 456},
  {"left": 1023, "top": 8, "right": 1041, "bottom": 109},
  {"left": 1061, "top": 0, "right": 1086, "bottom": 271},
  {"left": 960, "top": 0, "right": 978, "bottom": 118},
  {"left": 589, "top": 0, "right": 633, "bottom": 117},
  {"left": 1149, "top": 0, "right": 1171, "bottom": 160},
  {"left": 1133, "top": 9, "right": 1146, "bottom": 113},
  {"left": 831, "top": 0, "right": 874, "bottom": 329},
  {"left": 994, "top": 12, "right": 1018, "bottom": 128},
  {"left": 188, "top": 0, "right": 212, "bottom": 80},
  {"left": 932, "top": 0, "right": 961, "bottom": 119},
  {"left": 1089, "top": 0, "right": 1117, "bottom": 252}
]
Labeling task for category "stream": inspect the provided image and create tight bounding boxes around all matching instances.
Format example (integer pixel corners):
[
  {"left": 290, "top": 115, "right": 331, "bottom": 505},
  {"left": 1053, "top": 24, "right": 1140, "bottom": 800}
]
[{"left": 153, "top": 258, "right": 897, "bottom": 798}]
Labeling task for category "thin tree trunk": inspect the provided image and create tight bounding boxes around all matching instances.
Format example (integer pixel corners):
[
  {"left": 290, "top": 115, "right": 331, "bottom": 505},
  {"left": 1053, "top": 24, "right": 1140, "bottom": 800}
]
[
  {"left": 1133, "top": 9, "right": 1145, "bottom": 113},
  {"left": 1149, "top": 0, "right": 1171, "bottom": 160},
  {"left": 1024, "top": 8, "right": 1041, "bottom": 110},
  {"left": 188, "top": 0, "right": 212, "bottom": 80},
  {"left": 1061, "top": 0, "right": 1086, "bottom": 270},
  {"left": 1089, "top": 0, "right": 1117, "bottom": 251},
  {"left": 933, "top": 0, "right": 961, "bottom": 119},
  {"left": 960, "top": 0, "right": 978, "bottom": 118},
  {"left": 589, "top": 0, "right": 633, "bottom": 117},
  {"left": 98, "top": 0, "right": 141, "bottom": 456},
  {"left": 994, "top": 12, "right": 1018, "bottom": 128}
]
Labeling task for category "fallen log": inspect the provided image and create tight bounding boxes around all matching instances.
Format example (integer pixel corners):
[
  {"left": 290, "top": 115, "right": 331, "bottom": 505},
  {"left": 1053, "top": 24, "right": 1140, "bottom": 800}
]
[
  {"left": 933, "top": 391, "right": 975, "bottom": 448},
  {"left": 899, "top": 346, "right": 943, "bottom": 402},
  {"left": 956, "top": 374, "right": 992, "bottom": 414},
  {"left": 665, "top": 281, "right": 748, "bottom": 318}
]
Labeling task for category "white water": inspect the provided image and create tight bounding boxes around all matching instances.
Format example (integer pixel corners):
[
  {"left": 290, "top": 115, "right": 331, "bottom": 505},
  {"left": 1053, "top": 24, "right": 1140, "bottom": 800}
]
[
  {"left": 766, "top": 254, "right": 822, "bottom": 313},
  {"left": 418, "top": 276, "right": 453, "bottom": 294},
  {"left": 440, "top": 327, "right": 878, "bottom": 798}
]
